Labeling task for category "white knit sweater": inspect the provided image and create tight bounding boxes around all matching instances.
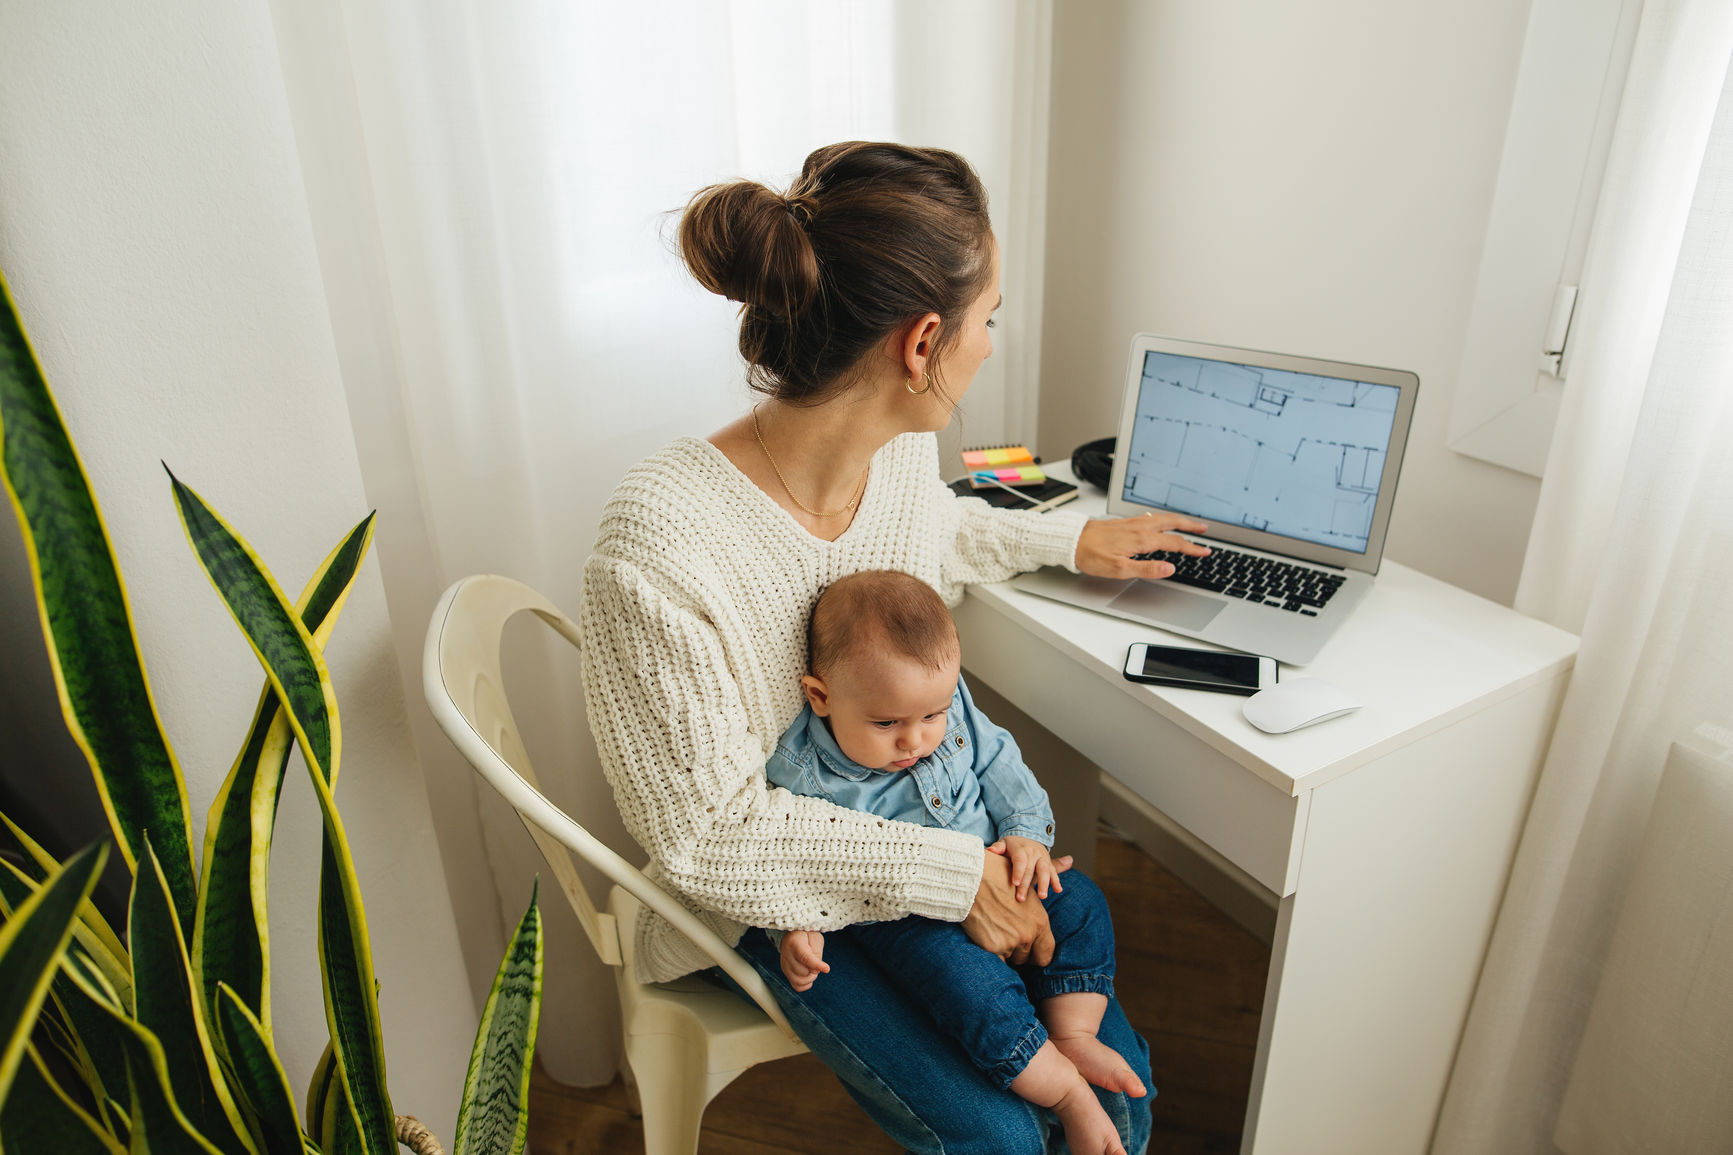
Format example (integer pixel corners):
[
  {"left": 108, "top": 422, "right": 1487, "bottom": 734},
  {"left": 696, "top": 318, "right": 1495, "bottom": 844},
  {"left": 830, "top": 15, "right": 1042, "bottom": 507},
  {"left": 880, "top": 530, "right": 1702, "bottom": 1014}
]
[{"left": 580, "top": 433, "right": 1088, "bottom": 981}]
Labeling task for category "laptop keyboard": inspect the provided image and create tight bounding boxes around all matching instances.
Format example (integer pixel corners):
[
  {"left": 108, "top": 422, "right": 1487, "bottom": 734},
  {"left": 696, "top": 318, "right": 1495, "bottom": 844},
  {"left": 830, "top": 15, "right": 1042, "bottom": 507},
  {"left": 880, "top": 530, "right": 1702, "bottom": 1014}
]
[{"left": 1134, "top": 545, "right": 1346, "bottom": 616}]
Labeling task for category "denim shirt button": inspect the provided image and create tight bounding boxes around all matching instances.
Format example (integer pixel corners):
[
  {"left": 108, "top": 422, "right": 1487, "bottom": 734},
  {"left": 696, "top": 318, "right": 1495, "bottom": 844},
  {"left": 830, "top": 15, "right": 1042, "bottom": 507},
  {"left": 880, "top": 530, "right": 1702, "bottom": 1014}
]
[
  {"left": 930, "top": 795, "right": 943, "bottom": 808},
  {"left": 955, "top": 735, "right": 965, "bottom": 748}
]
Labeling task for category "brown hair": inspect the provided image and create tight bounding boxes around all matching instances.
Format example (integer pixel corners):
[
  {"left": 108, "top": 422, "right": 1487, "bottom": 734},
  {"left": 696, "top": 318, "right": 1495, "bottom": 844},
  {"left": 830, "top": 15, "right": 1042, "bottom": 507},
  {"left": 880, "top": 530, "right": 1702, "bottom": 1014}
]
[
  {"left": 678, "top": 141, "right": 994, "bottom": 403},
  {"left": 807, "top": 570, "right": 960, "bottom": 678}
]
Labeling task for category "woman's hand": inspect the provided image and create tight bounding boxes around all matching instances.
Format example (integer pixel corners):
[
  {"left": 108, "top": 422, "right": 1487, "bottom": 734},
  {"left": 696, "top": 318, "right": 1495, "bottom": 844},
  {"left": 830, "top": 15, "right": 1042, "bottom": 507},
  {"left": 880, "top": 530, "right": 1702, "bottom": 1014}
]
[
  {"left": 963, "top": 850, "right": 1056, "bottom": 966},
  {"left": 1075, "top": 511, "right": 1211, "bottom": 580}
]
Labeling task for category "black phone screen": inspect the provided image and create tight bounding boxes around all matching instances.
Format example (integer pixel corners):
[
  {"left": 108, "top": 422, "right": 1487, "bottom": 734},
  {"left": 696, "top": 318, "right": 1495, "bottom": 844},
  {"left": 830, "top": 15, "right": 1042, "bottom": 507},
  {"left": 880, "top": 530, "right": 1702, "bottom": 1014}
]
[{"left": 1132, "top": 645, "right": 1264, "bottom": 691}]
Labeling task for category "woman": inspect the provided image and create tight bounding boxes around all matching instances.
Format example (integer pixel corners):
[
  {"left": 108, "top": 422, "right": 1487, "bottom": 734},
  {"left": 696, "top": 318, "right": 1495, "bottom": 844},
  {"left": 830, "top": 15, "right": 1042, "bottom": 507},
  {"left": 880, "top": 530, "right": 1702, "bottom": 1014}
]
[{"left": 581, "top": 141, "right": 1208, "bottom": 1154}]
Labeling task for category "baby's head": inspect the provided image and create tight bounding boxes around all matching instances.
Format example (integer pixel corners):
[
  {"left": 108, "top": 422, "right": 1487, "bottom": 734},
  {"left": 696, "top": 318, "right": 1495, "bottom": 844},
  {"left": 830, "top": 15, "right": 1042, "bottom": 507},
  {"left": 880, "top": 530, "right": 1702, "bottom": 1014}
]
[{"left": 801, "top": 571, "right": 961, "bottom": 772}]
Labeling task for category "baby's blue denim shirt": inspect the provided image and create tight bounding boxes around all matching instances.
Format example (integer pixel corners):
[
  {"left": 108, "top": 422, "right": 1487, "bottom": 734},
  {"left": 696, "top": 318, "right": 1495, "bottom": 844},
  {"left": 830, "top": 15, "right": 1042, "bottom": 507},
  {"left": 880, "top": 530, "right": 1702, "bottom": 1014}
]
[{"left": 765, "top": 675, "right": 1055, "bottom": 847}]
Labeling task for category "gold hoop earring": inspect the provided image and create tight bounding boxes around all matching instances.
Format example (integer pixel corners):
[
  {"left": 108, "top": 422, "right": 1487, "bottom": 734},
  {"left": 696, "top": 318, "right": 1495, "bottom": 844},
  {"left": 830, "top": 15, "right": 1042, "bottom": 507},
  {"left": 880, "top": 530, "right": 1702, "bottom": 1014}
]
[{"left": 907, "top": 372, "right": 934, "bottom": 396}]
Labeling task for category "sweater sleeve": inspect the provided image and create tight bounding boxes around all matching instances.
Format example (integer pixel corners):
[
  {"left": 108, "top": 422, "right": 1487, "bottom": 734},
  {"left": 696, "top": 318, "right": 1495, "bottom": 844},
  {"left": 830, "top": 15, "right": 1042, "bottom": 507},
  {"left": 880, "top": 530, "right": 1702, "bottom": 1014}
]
[
  {"left": 928, "top": 457, "right": 1089, "bottom": 598},
  {"left": 580, "top": 553, "right": 984, "bottom": 933}
]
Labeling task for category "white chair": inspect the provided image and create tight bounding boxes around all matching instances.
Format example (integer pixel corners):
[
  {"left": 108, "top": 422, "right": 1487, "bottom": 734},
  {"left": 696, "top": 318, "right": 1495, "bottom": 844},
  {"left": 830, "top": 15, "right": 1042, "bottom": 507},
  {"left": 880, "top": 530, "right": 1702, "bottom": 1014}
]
[{"left": 422, "top": 574, "right": 807, "bottom": 1155}]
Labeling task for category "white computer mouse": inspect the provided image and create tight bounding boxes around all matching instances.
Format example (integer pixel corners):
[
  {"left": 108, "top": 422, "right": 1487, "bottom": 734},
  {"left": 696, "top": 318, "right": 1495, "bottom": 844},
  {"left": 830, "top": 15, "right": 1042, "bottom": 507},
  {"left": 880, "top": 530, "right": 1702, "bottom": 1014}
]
[{"left": 1242, "top": 677, "right": 1364, "bottom": 734}]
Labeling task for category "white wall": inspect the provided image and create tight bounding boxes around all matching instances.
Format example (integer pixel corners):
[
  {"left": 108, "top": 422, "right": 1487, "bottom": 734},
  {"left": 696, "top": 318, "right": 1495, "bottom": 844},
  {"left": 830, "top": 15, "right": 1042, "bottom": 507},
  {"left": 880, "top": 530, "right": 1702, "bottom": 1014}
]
[
  {"left": 0, "top": 0, "right": 476, "bottom": 1141},
  {"left": 1040, "top": 1, "right": 1544, "bottom": 604}
]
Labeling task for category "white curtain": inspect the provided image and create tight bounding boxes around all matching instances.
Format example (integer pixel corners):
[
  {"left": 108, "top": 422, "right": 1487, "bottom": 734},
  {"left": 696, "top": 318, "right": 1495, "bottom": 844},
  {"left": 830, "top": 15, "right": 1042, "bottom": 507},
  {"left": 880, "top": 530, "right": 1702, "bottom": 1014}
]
[
  {"left": 1433, "top": 0, "right": 1733, "bottom": 1148},
  {"left": 271, "top": 0, "right": 1054, "bottom": 1084}
]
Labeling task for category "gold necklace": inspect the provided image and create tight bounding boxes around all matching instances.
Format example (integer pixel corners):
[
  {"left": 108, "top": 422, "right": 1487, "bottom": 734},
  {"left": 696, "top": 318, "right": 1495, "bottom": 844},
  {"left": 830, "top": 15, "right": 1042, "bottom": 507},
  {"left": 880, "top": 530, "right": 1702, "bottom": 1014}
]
[{"left": 752, "top": 406, "right": 869, "bottom": 518}]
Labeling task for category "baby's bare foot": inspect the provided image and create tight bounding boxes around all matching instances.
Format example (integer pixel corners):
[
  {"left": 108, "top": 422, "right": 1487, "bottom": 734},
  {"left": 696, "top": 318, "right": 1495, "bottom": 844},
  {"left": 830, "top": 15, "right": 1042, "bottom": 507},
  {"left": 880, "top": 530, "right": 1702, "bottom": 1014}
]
[
  {"left": 1052, "top": 1077, "right": 1128, "bottom": 1155},
  {"left": 1052, "top": 1032, "right": 1147, "bottom": 1098}
]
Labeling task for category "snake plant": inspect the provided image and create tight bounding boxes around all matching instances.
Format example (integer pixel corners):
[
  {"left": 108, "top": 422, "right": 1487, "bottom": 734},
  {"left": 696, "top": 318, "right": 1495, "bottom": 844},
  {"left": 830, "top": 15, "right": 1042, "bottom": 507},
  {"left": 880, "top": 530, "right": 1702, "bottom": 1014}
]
[{"left": 0, "top": 270, "right": 543, "bottom": 1155}]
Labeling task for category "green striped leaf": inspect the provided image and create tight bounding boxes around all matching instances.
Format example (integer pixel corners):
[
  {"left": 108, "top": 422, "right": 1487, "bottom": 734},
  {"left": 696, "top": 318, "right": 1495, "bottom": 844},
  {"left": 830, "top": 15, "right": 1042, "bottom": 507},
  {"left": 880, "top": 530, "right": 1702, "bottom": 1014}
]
[
  {"left": 455, "top": 884, "right": 542, "bottom": 1155},
  {"left": 320, "top": 1084, "right": 363, "bottom": 1155},
  {"left": 313, "top": 838, "right": 392, "bottom": 1155},
  {"left": 0, "top": 853, "right": 132, "bottom": 1013},
  {"left": 302, "top": 1045, "right": 335, "bottom": 1142},
  {"left": 213, "top": 985, "right": 306, "bottom": 1155},
  {"left": 167, "top": 479, "right": 392, "bottom": 1155},
  {"left": 304, "top": 1048, "right": 359, "bottom": 1155},
  {"left": 53, "top": 942, "right": 223, "bottom": 1155},
  {"left": 0, "top": 812, "right": 130, "bottom": 986},
  {"left": 0, "top": 275, "right": 197, "bottom": 936},
  {"left": 49, "top": 952, "right": 133, "bottom": 1137},
  {"left": 167, "top": 472, "right": 337, "bottom": 788},
  {"left": 0, "top": 863, "right": 131, "bottom": 1123},
  {"left": 0, "top": 1043, "right": 126, "bottom": 1155},
  {"left": 130, "top": 841, "right": 255, "bottom": 1155},
  {"left": 193, "top": 515, "right": 375, "bottom": 1038},
  {"left": 0, "top": 841, "right": 106, "bottom": 1104}
]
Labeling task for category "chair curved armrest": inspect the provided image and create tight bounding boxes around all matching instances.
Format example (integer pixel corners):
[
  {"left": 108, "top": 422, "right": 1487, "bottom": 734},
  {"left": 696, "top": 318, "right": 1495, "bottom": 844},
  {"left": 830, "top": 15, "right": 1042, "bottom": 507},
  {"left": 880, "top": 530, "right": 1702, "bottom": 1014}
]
[
  {"left": 475, "top": 745, "right": 799, "bottom": 1041},
  {"left": 422, "top": 575, "right": 802, "bottom": 1043},
  {"left": 423, "top": 671, "right": 799, "bottom": 1040}
]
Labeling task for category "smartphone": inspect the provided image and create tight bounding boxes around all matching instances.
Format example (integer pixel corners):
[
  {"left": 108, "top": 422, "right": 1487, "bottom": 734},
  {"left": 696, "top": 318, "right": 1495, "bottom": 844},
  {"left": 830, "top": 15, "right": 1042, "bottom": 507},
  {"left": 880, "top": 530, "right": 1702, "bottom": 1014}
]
[{"left": 1122, "top": 642, "right": 1277, "bottom": 695}]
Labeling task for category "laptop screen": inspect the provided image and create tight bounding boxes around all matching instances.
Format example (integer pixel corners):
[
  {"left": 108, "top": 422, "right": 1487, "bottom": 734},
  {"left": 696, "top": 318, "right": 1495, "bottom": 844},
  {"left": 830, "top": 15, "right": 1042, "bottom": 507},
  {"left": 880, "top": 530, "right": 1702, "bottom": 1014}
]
[{"left": 1118, "top": 350, "right": 1403, "bottom": 557}]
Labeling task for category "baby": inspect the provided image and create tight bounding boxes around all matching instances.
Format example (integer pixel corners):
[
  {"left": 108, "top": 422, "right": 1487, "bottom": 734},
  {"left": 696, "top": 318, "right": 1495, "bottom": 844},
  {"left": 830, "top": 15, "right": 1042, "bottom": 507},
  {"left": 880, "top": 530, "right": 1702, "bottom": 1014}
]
[{"left": 765, "top": 570, "right": 1149, "bottom": 1155}]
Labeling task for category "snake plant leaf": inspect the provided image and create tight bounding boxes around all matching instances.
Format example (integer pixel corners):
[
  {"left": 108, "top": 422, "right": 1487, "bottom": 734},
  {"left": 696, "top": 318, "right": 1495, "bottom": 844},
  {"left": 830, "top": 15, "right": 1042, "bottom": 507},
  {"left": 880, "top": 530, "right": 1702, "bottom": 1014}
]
[
  {"left": 47, "top": 951, "right": 133, "bottom": 1136},
  {"left": 303, "top": 1044, "right": 335, "bottom": 1141},
  {"left": 55, "top": 930, "right": 226, "bottom": 1155},
  {"left": 166, "top": 477, "right": 392, "bottom": 1155},
  {"left": 213, "top": 984, "right": 306, "bottom": 1155},
  {"left": 0, "top": 864, "right": 131, "bottom": 1126},
  {"left": 314, "top": 837, "right": 393, "bottom": 1155},
  {"left": 193, "top": 514, "right": 375, "bottom": 1036},
  {"left": 0, "top": 840, "right": 106, "bottom": 1104},
  {"left": 0, "top": 275, "right": 198, "bottom": 936},
  {"left": 36, "top": 988, "right": 80, "bottom": 1064},
  {"left": 304, "top": 1048, "right": 360, "bottom": 1155},
  {"left": 0, "top": 811, "right": 52, "bottom": 884},
  {"left": 130, "top": 840, "right": 256, "bottom": 1155},
  {"left": 0, "top": 811, "right": 129, "bottom": 976},
  {"left": 0, "top": 1043, "right": 126, "bottom": 1155},
  {"left": 319, "top": 1081, "right": 364, "bottom": 1155},
  {"left": 0, "top": 853, "right": 132, "bottom": 1013},
  {"left": 193, "top": 694, "right": 291, "bottom": 1031},
  {"left": 166, "top": 471, "right": 338, "bottom": 789},
  {"left": 454, "top": 883, "right": 543, "bottom": 1155}
]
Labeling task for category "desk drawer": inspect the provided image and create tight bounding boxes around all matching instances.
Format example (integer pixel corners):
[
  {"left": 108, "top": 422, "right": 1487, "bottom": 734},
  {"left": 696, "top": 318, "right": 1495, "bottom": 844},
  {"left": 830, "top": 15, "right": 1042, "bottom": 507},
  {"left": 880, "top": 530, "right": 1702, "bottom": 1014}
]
[{"left": 958, "top": 602, "right": 1306, "bottom": 896}]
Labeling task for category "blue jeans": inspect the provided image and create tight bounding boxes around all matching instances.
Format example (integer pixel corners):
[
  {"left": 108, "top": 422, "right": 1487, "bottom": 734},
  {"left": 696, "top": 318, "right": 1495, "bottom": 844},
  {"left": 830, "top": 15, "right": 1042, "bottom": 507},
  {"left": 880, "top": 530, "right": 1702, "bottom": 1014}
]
[
  {"left": 731, "top": 871, "right": 1153, "bottom": 1155},
  {"left": 845, "top": 866, "right": 1119, "bottom": 1089}
]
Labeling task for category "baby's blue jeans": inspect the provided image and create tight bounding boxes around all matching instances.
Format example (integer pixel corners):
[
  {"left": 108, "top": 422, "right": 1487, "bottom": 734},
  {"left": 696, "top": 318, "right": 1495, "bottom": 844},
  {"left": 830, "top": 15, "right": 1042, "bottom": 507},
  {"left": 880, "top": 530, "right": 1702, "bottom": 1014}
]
[{"left": 732, "top": 869, "right": 1153, "bottom": 1155}]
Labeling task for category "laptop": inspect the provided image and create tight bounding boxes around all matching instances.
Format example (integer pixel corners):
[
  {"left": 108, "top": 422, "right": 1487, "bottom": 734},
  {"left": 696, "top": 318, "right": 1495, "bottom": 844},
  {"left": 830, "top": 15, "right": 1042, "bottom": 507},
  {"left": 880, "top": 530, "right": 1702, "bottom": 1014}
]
[{"left": 1013, "top": 333, "right": 1418, "bottom": 666}]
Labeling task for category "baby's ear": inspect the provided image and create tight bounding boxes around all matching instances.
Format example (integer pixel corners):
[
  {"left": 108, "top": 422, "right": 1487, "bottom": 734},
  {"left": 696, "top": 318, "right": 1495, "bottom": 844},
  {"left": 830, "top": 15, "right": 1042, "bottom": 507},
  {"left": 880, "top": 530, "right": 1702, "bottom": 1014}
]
[{"left": 800, "top": 674, "right": 832, "bottom": 716}]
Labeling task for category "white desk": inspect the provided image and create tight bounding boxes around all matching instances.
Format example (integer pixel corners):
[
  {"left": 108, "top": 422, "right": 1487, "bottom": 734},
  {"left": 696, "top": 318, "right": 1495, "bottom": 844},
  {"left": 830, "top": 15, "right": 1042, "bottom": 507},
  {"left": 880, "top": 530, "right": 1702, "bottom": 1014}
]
[{"left": 955, "top": 474, "right": 1577, "bottom": 1154}]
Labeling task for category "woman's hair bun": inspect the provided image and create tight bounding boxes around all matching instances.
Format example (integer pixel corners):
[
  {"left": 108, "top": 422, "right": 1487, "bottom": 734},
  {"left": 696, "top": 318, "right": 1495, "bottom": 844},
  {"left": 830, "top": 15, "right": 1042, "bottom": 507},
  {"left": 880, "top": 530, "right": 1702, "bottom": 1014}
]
[
  {"left": 676, "top": 142, "right": 994, "bottom": 404},
  {"left": 679, "top": 181, "right": 820, "bottom": 321}
]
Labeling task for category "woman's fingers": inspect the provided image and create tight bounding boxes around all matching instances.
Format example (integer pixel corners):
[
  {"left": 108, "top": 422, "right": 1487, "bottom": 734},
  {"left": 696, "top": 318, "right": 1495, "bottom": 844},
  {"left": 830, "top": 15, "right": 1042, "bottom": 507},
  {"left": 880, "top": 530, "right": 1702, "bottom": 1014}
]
[
  {"left": 963, "top": 851, "right": 1058, "bottom": 966},
  {"left": 1074, "top": 514, "right": 1212, "bottom": 580}
]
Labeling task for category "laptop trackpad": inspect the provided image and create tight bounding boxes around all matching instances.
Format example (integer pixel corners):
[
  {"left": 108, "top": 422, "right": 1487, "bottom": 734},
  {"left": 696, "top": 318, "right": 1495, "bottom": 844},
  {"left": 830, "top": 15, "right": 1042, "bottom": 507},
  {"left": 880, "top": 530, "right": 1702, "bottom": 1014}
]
[{"left": 1108, "top": 580, "right": 1226, "bottom": 630}]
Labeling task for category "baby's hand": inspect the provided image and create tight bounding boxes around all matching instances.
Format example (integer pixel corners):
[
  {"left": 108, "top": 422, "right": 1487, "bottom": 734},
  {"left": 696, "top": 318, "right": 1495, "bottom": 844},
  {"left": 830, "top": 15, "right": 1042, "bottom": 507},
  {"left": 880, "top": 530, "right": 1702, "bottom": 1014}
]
[
  {"left": 779, "top": 930, "right": 828, "bottom": 992},
  {"left": 987, "top": 836, "right": 1064, "bottom": 901}
]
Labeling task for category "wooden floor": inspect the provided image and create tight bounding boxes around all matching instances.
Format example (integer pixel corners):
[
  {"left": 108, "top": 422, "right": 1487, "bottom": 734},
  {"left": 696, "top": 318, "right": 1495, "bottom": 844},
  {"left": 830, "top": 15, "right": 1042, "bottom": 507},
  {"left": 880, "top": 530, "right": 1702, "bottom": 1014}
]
[{"left": 527, "top": 834, "right": 1270, "bottom": 1154}]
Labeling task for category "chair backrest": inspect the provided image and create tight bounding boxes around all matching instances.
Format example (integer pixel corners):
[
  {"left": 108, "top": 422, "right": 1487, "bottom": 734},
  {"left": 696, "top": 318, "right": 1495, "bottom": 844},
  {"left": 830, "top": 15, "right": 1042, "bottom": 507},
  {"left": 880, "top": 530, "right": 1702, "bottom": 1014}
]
[{"left": 422, "top": 574, "right": 796, "bottom": 1037}]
